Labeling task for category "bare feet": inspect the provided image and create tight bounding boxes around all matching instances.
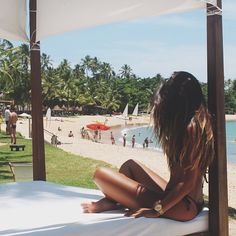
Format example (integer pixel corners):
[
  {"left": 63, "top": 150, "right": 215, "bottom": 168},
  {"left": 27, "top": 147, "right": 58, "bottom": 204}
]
[{"left": 81, "top": 197, "right": 122, "bottom": 213}]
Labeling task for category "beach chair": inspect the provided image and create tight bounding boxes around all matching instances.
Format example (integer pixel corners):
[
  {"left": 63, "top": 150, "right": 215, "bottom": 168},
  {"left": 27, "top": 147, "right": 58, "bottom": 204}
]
[{"left": 8, "top": 162, "right": 33, "bottom": 182}]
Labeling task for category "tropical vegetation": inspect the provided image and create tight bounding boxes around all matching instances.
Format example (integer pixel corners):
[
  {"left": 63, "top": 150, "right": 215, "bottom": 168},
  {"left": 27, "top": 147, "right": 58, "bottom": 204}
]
[{"left": 1, "top": 39, "right": 236, "bottom": 114}]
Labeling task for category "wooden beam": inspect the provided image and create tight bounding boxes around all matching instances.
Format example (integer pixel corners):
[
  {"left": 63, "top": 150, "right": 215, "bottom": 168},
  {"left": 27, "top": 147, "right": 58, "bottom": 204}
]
[
  {"left": 29, "top": 0, "right": 46, "bottom": 180},
  {"left": 207, "top": 1, "right": 228, "bottom": 235}
]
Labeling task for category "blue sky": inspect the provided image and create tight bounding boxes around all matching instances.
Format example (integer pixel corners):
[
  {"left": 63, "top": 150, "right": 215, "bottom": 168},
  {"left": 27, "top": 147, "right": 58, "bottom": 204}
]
[{"left": 39, "top": 1, "right": 236, "bottom": 82}]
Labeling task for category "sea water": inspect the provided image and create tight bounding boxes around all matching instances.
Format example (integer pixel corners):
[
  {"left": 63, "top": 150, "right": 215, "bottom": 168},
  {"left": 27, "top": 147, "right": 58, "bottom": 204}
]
[{"left": 122, "top": 121, "right": 236, "bottom": 164}]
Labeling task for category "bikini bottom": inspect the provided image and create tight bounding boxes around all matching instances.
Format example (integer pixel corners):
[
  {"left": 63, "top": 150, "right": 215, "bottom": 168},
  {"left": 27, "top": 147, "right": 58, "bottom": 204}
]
[{"left": 183, "top": 195, "right": 204, "bottom": 215}]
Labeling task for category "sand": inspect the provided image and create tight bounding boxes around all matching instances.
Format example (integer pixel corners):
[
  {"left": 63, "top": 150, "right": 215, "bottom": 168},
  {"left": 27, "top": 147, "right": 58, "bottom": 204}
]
[{"left": 12, "top": 114, "right": 236, "bottom": 234}]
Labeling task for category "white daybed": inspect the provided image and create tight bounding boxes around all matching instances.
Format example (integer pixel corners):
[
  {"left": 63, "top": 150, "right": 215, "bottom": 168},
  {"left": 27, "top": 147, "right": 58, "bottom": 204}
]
[{"left": 0, "top": 181, "right": 208, "bottom": 236}]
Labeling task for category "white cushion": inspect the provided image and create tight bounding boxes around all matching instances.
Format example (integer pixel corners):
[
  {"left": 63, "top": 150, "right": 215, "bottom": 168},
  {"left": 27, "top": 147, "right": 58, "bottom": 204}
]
[{"left": 0, "top": 181, "right": 208, "bottom": 236}]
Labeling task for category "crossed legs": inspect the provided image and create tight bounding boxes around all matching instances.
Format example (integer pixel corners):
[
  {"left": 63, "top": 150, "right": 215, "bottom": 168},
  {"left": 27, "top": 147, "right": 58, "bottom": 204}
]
[{"left": 81, "top": 159, "right": 167, "bottom": 213}]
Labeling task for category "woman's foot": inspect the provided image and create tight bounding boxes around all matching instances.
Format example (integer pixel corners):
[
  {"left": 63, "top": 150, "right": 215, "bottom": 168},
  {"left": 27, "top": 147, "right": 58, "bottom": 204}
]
[{"left": 81, "top": 198, "right": 121, "bottom": 213}]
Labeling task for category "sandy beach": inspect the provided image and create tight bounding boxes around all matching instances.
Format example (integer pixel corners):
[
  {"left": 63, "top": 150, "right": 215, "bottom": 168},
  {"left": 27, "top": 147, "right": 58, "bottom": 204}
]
[{"left": 14, "top": 114, "right": 236, "bottom": 234}]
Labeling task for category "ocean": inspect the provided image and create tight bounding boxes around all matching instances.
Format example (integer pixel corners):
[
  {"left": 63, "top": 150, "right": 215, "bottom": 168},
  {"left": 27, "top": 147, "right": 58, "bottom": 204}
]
[{"left": 121, "top": 121, "right": 236, "bottom": 164}]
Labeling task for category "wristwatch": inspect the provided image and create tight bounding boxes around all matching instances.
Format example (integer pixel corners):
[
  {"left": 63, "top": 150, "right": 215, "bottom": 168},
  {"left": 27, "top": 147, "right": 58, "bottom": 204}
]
[{"left": 153, "top": 200, "right": 164, "bottom": 215}]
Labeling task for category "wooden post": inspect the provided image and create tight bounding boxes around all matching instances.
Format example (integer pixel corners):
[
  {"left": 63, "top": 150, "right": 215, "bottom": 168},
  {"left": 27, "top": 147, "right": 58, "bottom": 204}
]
[
  {"left": 207, "top": 1, "right": 228, "bottom": 235},
  {"left": 30, "top": 0, "right": 46, "bottom": 180}
]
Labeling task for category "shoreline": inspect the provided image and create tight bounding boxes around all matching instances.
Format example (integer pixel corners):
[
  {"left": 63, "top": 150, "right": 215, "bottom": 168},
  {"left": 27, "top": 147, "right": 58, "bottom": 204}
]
[{"left": 226, "top": 114, "right": 236, "bottom": 121}]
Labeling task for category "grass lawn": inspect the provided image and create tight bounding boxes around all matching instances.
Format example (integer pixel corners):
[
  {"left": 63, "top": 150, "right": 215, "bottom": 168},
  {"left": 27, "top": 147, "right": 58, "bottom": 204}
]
[{"left": 0, "top": 132, "right": 114, "bottom": 188}]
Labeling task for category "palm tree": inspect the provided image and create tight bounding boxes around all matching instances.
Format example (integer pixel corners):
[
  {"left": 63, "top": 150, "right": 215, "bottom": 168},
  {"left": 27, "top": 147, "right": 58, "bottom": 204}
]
[
  {"left": 57, "top": 59, "right": 72, "bottom": 83},
  {"left": 100, "top": 62, "right": 114, "bottom": 80},
  {"left": 41, "top": 53, "right": 53, "bottom": 71},
  {"left": 0, "top": 40, "right": 14, "bottom": 95},
  {"left": 81, "top": 55, "right": 93, "bottom": 77},
  {"left": 119, "top": 64, "right": 133, "bottom": 79},
  {"left": 0, "top": 42, "right": 30, "bottom": 108},
  {"left": 42, "top": 68, "right": 63, "bottom": 107}
]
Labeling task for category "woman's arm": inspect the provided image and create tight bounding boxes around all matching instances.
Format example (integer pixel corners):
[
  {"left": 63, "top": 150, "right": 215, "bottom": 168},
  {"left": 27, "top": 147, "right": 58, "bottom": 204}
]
[
  {"left": 125, "top": 166, "right": 199, "bottom": 218},
  {"left": 160, "top": 166, "right": 199, "bottom": 214},
  {"left": 126, "top": 123, "right": 202, "bottom": 218}
]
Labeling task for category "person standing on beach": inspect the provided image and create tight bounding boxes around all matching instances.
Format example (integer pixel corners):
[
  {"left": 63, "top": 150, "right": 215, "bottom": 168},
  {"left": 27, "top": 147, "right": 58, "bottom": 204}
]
[
  {"left": 82, "top": 71, "right": 214, "bottom": 222},
  {"left": 9, "top": 107, "right": 18, "bottom": 144},
  {"left": 132, "top": 135, "right": 135, "bottom": 148},
  {"left": 80, "top": 127, "right": 85, "bottom": 139},
  {"left": 4, "top": 105, "right": 11, "bottom": 134},
  {"left": 123, "top": 134, "right": 127, "bottom": 147},
  {"left": 94, "top": 130, "right": 98, "bottom": 142},
  {"left": 99, "top": 130, "right": 101, "bottom": 141},
  {"left": 110, "top": 132, "right": 115, "bottom": 145},
  {"left": 144, "top": 137, "right": 149, "bottom": 148}
]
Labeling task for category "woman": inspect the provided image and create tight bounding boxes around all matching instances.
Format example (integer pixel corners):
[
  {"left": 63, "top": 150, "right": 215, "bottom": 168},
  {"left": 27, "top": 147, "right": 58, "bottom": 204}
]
[{"left": 81, "top": 71, "right": 214, "bottom": 221}]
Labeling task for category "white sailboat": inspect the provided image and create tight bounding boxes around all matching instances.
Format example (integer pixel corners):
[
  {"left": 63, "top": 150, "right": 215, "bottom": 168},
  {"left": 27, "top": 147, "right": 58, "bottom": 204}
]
[
  {"left": 132, "top": 103, "right": 138, "bottom": 116},
  {"left": 45, "top": 107, "right": 51, "bottom": 127},
  {"left": 122, "top": 103, "right": 128, "bottom": 118},
  {"left": 115, "top": 103, "right": 129, "bottom": 120}
]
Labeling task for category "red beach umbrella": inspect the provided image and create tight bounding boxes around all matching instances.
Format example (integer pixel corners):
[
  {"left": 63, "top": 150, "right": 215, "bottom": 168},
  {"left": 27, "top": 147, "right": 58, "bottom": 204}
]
[{"left": 86, "top": 123, "right": 111, "bottom": 131}]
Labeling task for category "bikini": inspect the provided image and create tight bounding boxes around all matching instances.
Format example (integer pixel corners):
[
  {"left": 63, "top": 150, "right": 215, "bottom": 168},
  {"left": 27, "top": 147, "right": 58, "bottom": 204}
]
[
  {"left": 11, "top": 123, "right": 16, "bottom": 129},
  {"left": 183, "top": 195, "right": 204, "bottom": 214}
]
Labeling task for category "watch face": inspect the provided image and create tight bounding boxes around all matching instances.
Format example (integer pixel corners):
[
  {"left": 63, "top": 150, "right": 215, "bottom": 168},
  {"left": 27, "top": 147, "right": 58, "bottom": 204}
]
[{"left": 154, "top": 202, "right": 162, "bottom": 212}]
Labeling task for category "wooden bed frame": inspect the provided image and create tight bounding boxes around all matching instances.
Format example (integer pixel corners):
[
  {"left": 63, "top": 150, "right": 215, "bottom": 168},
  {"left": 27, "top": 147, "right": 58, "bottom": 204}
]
[{"left": 28, "top": 1, "right": 228, "bottom": 235}]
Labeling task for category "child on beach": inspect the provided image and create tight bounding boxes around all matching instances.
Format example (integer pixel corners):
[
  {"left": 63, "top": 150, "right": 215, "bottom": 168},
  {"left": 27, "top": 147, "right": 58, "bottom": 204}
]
[
  {"left": 81, "top": 71, "right": 214, "bottom": 221},
  {"left": 68, "top": 131, "right": 74, "bottom": 137}
]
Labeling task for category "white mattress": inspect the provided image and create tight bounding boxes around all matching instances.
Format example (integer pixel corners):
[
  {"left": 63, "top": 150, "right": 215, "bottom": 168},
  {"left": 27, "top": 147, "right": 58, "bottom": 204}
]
[{"left": 0, "top": 181, "right": 208, "bottom": 236}]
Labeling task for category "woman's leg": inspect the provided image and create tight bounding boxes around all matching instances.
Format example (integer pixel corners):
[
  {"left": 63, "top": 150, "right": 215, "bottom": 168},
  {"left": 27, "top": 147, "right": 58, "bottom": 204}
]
[
  {"left": 82, "top": 160, "right": 167, "bottom": 213},
  {"left": 10, "top": 127, "right": 13, "bottom": 144},
  {"left": 119, "top": 159, "right": 167, "bottom": 192},
  {"left": 81, "top": 197, "right": 122, "bottom": 213},
  {"left": 12, "top": 128, "right": 16, "bottom": 144},
  {"left": 82, "top": 167, "right": 142, "bottom": 213}
]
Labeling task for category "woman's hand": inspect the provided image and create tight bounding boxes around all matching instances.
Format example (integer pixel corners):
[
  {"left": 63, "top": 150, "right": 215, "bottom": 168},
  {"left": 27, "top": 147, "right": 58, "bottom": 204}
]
[{"left": 125, "top": 208, "right": 161, "bottom": 218}]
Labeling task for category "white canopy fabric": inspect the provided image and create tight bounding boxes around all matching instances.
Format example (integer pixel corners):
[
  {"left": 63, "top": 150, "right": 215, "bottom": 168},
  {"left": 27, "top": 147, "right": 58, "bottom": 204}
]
[
  {"left": 36, "top": 0, "right": 217, "bottom": 41},
  {"left": 0, "top": 0, "right": 217, "bottom": 42},
  {"left": 0, "top": 0, "right": 27, "bottom": 42}
]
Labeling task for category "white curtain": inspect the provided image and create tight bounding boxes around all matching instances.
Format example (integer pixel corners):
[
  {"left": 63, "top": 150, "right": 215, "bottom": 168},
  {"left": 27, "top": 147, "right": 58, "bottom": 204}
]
[
  {"left": 0, "top": 0, "right": 27, "bottom": 42},
  {"left": 36, "top": 0, "right": 217, "bottom": 41},
  {"left": 0, "top": 0, "right": 217, "bottom": 42}
]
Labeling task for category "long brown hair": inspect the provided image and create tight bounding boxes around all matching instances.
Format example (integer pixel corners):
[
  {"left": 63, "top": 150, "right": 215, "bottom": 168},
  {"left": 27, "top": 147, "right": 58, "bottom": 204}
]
[{"left": 152, "top": 71, "right": 214, "bottom": 174}]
